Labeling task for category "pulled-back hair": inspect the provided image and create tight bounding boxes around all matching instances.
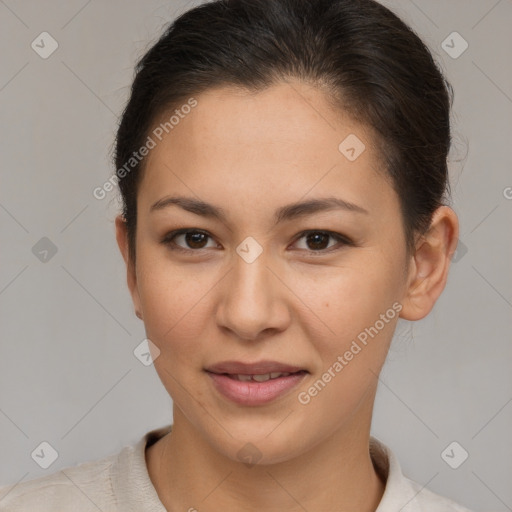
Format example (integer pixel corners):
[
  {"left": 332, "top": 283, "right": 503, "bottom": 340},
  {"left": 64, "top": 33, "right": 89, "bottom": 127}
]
[{"left": 113, "top": 0, "right": 454, "bottom": 265}]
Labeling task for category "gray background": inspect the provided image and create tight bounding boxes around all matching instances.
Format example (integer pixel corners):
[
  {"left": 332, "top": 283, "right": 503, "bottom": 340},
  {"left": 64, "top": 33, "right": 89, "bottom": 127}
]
[{"left": 0, "top": 1, "right": 511, "bottom": 510}]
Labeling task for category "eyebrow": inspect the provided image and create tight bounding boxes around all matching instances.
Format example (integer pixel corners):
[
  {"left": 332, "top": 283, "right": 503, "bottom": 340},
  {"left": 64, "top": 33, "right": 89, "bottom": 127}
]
[{"left": 149, "top": 195, "right": 369, "bottom": 224}]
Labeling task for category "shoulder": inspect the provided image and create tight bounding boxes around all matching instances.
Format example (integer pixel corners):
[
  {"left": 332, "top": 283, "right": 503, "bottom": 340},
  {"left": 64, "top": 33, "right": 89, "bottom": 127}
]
[
  {"left": 404, "top": 476, "right": 474, "bottom": 511},
  {"left": 0, "top": 451, "right": 118, "bottom": 512},
  {"left": 370, "top": 436, "right": 474, "bottom": 512},
  {"left": 0, "top": 425, "right": 171, "bottom": 512}
]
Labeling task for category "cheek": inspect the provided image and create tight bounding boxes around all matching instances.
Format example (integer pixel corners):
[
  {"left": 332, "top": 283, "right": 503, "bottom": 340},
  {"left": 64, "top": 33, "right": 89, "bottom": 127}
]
[
  {"left": 293, "top": 270, "right": 400, "bottom": 429},
  {"left": 291, "top": 261, "right": 402, "bottom": 416},
  {"left": 136, "top": 257, "right": 212, "bottom": 360},
  {"left": 137, "top": 263, "right": 215, "bottom": 406},
  {"left": 295, "top": 256, "right": 402, "bottom": 342}
]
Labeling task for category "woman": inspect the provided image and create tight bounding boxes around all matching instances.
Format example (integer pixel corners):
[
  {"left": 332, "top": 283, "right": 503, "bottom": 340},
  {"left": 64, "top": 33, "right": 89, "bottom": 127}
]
[{"left": 0, "top": 0, "right": 473, "bottom": 510}]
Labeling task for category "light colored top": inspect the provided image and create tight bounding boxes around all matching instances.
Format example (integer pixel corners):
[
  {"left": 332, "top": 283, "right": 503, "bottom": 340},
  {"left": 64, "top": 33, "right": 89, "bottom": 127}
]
[{"left": 0, "top": 424, "right": 473, "bottom": 511}]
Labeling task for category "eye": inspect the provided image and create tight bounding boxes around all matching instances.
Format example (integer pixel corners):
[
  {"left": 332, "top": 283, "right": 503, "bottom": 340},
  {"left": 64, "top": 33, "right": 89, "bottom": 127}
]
[
  {"left": 291, "top": 230, "right": 352, "bottom": 254},
  {"left": 161, "top": 229, "right": 218, "bottom": 253},
  {"left": 161, "top": 228, "right": 352, "bottom": 255}
]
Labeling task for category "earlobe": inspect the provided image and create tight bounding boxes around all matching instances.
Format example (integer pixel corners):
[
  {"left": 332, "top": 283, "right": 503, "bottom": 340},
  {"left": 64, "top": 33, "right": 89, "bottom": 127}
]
[{"left": 399, "top": 206, "right": 459, "bottom": 321}]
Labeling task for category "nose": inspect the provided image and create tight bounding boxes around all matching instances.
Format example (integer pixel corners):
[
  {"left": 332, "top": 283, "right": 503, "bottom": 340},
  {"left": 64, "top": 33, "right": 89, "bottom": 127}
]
[{"left": 216, "top": 248, "right": 291, "bottom": 341}]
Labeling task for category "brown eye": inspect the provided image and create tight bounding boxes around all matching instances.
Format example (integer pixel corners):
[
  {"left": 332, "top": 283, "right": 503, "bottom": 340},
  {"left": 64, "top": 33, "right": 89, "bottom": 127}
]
[
  {"left": 183, "top": 231, "right": 209, "bottom": 249},
  {"left": 161, "top": 228, "right": 352, "bottom": 255},
  {"left": 305, "top": 232, "right": 330, "bottom": 250},
  {"left": 161, "top": 229, "right": 217, "bottom": 252},
  {"left": 292, "top": 230, "right": 352, "bottom": 253}
]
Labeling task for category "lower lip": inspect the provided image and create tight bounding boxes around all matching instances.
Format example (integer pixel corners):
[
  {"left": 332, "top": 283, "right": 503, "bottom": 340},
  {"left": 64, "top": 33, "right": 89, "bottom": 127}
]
[{"left": 206, "top": 371, "right": 308, "bottom": 406}]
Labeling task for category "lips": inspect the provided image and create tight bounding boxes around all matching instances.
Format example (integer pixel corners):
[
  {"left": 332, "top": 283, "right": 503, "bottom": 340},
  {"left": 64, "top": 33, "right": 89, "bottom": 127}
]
[{"left": 204, "top": 360, "right": 308, "bottom": 406}]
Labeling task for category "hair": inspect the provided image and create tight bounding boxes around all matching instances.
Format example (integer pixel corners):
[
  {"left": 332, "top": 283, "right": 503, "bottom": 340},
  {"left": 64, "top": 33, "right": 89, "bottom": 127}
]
[{"left": 113, "top": 0, "right": 454, "bottom": 267}]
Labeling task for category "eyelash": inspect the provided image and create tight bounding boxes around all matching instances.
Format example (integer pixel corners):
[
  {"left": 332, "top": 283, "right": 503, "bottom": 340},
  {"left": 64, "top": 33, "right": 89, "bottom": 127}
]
[{"left": 160, "top": 228, "right": 353, "bottom": 256}]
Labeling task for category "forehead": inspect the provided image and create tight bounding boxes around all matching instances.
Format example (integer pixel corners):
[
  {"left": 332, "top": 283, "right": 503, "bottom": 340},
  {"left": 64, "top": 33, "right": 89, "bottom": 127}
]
[{"left": 138, "top": 81, "right": 396, "bottom": 221}]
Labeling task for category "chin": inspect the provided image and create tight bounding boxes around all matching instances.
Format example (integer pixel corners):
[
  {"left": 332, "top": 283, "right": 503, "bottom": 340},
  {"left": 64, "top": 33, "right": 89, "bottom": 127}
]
[{"left": 201, "top": 416, "right": 314, "bottom": 466}]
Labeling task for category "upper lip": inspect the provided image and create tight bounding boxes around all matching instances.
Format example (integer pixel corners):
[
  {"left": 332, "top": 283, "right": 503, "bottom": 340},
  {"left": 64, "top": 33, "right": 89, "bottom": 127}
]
[{"left": 205, "top": 360, "right": 307, "bottom": 375}]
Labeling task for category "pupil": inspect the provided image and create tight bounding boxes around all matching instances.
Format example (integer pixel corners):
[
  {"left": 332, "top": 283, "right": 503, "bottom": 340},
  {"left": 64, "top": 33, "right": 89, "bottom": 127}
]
[
  {"left": 307, "top": 232, "right": 328, "bottom": 250},
  {"left": 187, "top": 232, "right": 207, "bottom": 249}
]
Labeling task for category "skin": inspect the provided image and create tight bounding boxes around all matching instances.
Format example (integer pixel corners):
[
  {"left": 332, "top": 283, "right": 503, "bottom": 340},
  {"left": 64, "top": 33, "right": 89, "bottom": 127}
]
[{"left": 115, "top": 80, "right": 459, "bottom": 511}]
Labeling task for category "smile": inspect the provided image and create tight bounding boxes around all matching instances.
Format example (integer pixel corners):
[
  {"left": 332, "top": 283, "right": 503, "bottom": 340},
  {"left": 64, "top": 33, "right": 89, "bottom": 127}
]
[{"left": 205, "top": 369, "right": 308, "bottom": 406}]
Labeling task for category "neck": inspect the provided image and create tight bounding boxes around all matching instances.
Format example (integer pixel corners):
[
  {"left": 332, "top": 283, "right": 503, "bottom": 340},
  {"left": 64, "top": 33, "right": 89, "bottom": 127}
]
[{"left": 146, "top": 405, "right": 385, "bottom": 512}]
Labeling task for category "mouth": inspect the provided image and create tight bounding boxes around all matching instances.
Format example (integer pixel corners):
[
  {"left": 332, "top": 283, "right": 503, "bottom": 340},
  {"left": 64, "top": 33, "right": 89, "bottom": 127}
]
[
  {"left": 204, "top": 361, "right": 309, "bottom": 406},
  {"left": 213, "top": 371, "right": 307, "bottom": 382},
  {"left": 205, "top": 359, "right": 307, "bottom": 375}
]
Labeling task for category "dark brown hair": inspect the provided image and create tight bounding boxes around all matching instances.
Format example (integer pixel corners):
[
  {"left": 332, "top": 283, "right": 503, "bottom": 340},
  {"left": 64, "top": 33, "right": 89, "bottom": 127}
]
[{"left": 113, "top": 0, "right": 454, "bottom": 266}]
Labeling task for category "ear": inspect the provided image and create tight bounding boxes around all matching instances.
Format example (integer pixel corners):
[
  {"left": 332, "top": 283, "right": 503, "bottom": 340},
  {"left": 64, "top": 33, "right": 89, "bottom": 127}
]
[
  {"left": 400, "top": 206, "right": 459, "bottom": 321},
  {"left": 115, "top": 215, "right": 143, "bottom": 321}
]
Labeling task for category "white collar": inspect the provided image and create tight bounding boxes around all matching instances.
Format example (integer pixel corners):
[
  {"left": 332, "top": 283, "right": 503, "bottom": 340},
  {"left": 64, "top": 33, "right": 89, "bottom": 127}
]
[{"left": 111, "top": 424, "right": 471, "bottom": 511}]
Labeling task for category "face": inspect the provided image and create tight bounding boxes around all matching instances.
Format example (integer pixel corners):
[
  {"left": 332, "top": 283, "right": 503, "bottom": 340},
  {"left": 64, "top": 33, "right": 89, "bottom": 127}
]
[{"left": 118, "top": 80, "right": 414, "bottom": 464}]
